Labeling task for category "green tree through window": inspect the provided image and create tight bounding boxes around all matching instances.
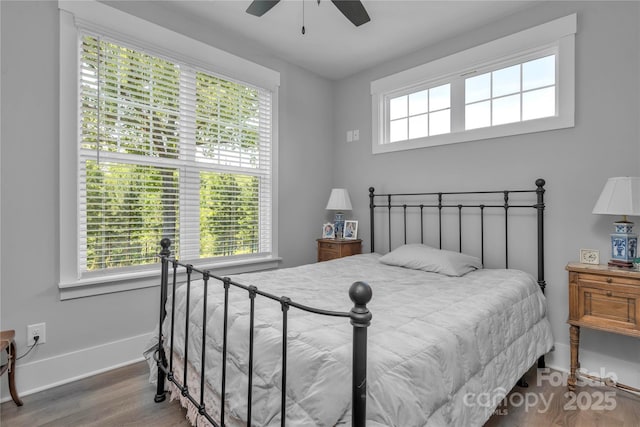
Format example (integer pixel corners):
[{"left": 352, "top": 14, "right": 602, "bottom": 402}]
[{"left": 79, "top": 34, "right": 272, "bottom": 273}]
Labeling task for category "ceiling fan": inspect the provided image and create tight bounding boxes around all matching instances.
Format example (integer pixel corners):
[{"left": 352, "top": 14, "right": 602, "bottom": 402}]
[{"left": 246, "top": 0, "right": 371, "bottom": 27}]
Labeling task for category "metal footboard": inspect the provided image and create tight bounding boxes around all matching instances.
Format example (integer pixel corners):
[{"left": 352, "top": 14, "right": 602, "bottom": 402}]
[{"left": 154, "top": 238, "right": 372, "bottom": 427}]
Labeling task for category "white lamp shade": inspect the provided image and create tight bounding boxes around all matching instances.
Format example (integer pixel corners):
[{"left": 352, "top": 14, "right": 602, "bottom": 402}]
[
  {"left": 592, "top": 177, "right": 640, "bottom": 216},
  {"left": 326, "top": 188, "right": 352, "bottom": 211}
]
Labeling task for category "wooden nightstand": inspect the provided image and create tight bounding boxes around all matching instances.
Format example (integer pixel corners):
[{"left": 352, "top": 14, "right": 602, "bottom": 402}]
[
  {"left": 317, "top": 239, "right": 362, "bottom": 262},
  {"left": 566, "top": 263, "right": 640, "bottom": 391}
]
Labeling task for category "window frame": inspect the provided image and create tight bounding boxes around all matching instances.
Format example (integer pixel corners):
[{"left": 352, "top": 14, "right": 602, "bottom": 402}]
[
  {"left": 386, "top": 82, "right": 453, "bottom": 142},
  {"left": 462, "top": 49, "right": 558, "bottom": 129},
  {"left": 59, "top": 0, "right": 281, "bottom": 299},
  {"left": 371, "top": 14, "right": 576, "bottom": 154}
]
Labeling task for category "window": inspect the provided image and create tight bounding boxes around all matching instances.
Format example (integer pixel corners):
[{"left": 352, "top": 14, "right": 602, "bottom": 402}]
[
  {"left": 388, "top": 84, "right": 451, "bottom": 142},
  {"left": 59, "top": 1, "right": 280, "bottom": 298},
  {"left": 465, "top": 55, "right": 556, "bottom": 129},
  {"left": 372, "top": 14, "right": 576, "bottom": 154},
  {"left": 79, "top": 34, "right": 272, "bottom": 272}
]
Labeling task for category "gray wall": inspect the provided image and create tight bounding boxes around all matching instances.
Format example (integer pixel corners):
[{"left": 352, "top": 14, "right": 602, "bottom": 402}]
[
  {"left": 0, "top": 0, "right": 332, "bottom": 394},
  {"left": 333, "top": 1, "right": 640, "bottom": 382}
]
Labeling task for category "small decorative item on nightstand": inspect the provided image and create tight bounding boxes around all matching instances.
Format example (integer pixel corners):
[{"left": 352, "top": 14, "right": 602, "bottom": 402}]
[
  {"left": 592, "top": 177, "right": 640, "bottom": 268},
  {"left": 326, "top": 188, "right": 352, "bottom": 239},
  {"left": 579, "top": 248, "right": 599, "bottom": 265},
  {"left": 343, "top": 220, "right": 358, "bottom": 240},
  {"left": 322, "top": 223, "right": 335, "bottom": 239}
]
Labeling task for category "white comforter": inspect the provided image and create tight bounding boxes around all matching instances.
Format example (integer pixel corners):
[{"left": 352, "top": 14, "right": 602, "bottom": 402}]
[{"left": 161, "top": 253, "right": 553, "bottom": 427}]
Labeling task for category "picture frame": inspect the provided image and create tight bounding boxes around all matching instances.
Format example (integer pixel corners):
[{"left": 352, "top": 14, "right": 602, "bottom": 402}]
[
  {"left": 343, "top": 220, "right": 358, "bottom": 240},
  {"left": 322, "top": 223, "right": 335, "bottom": 239},
  {"left": 579, "top": 248, "right": 599, "bottom": 265}
]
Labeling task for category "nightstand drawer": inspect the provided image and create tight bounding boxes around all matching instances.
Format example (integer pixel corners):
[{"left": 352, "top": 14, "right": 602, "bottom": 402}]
[
  {"left": 319, "top": 242, "right": 339, "bottom": 251},
  {"left": 318, "top": 251, "right": 339, "bottom": 262},
  {"left": 317, "top": 239, "right": 362, "bottom": 262},
  {"left": 579, "top": 272, "right": 639, "bottom": 287},
  {"left": 579, "top": 286, "right": 638, "bottom": 330},
  {"left": 337, "top": 244, "right": 360, "bottom": 257}
]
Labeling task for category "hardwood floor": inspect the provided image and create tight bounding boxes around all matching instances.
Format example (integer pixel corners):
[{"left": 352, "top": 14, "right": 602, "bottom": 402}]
[
  {"left": 485, "top": 367, "right": 640, "bottom": 427},
  {"left": 0, "top": 362, "right": 190, "bottom": 427},
  {"left": 1, "top": 362, "right": 639, "bottom": 426}
]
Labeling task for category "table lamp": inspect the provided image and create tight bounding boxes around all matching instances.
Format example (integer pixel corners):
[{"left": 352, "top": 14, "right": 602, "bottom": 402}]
[
  {"left": 326, "top": 188, "right": 352, "bottom": 239},
  {"left": 592, "top": 177, "right": 640, "bottom": 267}
]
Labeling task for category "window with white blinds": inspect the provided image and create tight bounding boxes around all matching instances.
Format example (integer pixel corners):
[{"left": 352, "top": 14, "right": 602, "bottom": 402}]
[{"left": 78, "top": 32, "right": 273, "bottom": 274}]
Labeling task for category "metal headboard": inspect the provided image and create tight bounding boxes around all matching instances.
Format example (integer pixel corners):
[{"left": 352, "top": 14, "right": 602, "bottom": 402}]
[{"left": 368, "top": 178, "right": 546, "bottom": 293}]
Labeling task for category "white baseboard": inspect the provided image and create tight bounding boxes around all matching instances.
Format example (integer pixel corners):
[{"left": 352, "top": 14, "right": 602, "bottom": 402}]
[
  {"left": 3, "top": 336, "right": 637, "bottom": 403},
  {"left": 0, "top": 332, "right": 153, "bottom": 403}
]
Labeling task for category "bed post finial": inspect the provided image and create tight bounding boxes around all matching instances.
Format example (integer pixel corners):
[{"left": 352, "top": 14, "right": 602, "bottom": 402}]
[
  {"left": 349, "top": 281, "right": 372, "bottom": 427},
  {"left": 350, "top": 281, "right": 373, "bottom": 311},
  {"left": 160, "top": 238, "right": 172, "bottom": 257}
]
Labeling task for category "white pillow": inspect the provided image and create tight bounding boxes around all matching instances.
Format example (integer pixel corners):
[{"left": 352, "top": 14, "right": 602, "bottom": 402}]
[{"left": 379, "top": 244, "right": 483, "bottom": 277}]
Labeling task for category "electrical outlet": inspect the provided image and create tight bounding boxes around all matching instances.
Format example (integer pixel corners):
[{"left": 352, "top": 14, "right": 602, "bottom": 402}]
[
  {"left": 353, "top": 129, "right": 359, "bottom": 141},
  {"left": 27, "top": 322, "right": 46, "bottom": 346}
]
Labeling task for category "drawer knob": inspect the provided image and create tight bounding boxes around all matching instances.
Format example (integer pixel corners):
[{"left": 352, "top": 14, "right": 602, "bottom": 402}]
[
  {"left": 606, "top": 291, "right": 612, "bottom": 297},
  {"left": 606, "top": 278, "right": 612, "bottom": 283}
]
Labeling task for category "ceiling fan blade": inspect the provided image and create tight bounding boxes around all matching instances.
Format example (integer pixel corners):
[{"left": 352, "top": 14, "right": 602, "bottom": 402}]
[
  {"left": 331, "top": 0, "right": 370, "bottom": 27},
  {"left": 246, "top": 0, "right": 281, "bottom": 17}
]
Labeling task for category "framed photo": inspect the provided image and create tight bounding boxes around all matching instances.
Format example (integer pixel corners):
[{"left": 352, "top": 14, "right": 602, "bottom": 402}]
[
  {"left": 322, "top": 223, "right": 335, "bottom": 239},
  {"left": 579, "top": 248, "right": 599, "bottom": 265},
  {"left": 343, "top": 220, "right": 358, "bottom": 240}
]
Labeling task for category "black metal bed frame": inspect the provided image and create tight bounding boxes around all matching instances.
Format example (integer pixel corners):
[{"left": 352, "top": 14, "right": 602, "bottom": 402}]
[
  {"left": 153, "top": 239, "right": 372, "bottom": 427},
  {"left": 153, "top": 178, "right": 546, "bottom": 426},
  {"left": 369, "top": 178, "right": 547, "bottom": 294}
]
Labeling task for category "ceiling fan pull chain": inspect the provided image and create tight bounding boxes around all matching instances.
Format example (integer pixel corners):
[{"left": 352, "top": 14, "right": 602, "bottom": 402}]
[{"left": 301, "top": 0, "right": 306, "bottom": 34}]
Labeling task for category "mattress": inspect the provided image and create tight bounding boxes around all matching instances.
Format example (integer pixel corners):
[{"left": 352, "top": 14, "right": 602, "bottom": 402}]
[{"left": 158, "top": 253, "right": 554, "bottom": 426}]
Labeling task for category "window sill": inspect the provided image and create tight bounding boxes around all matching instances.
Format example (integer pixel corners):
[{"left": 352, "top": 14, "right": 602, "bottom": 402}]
[
  {"left": 58, "top": 255, "right": 282, "bottom": 300},
  {"left": 373, "top": 114, "right": 574, "bottom": 154}
]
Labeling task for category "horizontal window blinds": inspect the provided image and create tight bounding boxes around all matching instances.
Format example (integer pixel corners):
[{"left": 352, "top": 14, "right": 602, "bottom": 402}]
[{"left": 79, "top": 33, "right": 272, "bottom": 273}]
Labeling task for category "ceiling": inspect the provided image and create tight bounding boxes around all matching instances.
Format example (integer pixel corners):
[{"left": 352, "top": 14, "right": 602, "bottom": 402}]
[{"left": 158, "top": 0, "right": 539, "bottom": 80}]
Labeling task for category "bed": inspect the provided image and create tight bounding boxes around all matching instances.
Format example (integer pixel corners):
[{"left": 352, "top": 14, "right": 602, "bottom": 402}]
[{"left": 150, "top": 179, "right": 553, "bottom": 426}]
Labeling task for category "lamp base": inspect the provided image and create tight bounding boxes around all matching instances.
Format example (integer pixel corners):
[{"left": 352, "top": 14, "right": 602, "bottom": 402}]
[
  {"left": 334, "top": 212, "right": 345, "bottom": 239},
  {"left": 609, "top": 219, "right": 637, "bottom": 267},
  {"left": 608, "top": 259, "right": 633, "bottom": 269}
]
